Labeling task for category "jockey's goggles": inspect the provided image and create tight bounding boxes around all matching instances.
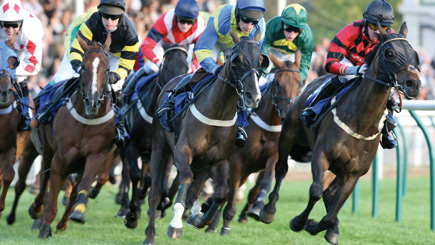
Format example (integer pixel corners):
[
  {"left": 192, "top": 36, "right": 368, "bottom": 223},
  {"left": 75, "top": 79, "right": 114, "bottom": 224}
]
[
  {"left": 99, "top": 11, "right": 123, "bottom": 21},
  {"left": 1, "top": 21, "right": 21, "bottom": 29},
  {"left": 239, "top": 13, "right": 260, "bottom": 25},
  {"left": 367, "top": 22, "right": 389, "bottom": 31},
  {"left": 175, "top": 16, "right": 196, "bottom": 25},
  {"left": 283, "top": 23, "right": 302, "bottom": 33}
]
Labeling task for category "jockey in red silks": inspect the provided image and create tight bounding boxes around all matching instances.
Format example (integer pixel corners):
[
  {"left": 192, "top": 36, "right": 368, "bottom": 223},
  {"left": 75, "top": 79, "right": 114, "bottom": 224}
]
[
  {"left": 300, "top": 0, "right": 399, "bottom": 149},
  {"left": 0, "top": 0, "right": 43, "bottom": 131}
]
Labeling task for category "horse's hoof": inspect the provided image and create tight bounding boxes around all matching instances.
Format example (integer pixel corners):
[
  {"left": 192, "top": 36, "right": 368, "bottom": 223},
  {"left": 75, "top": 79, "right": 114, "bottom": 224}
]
[
  {"left": 259, "top": 207, "right": 275, "bottom": 224},
  {"left": 88, "top": 186, "right": 99, "bottom": 199},
  {"left": 116, "top": 207, "right": 129, "bottom": 218},
  {"left": 69, "top": 210, "right": 86, "bottom": 224},
  {"left": 6, "top": 213, "right": 15, "bottom": 225},
  {"left": 220, "top": 227, "right": 230, "bottom": 236},
  {"left": 186, "top": 214, "right": 205, "bottom": 229},
  {"left": 238, "top": 213, "right": 248, "bottom": 223},
  {"left": 32, "top": 218, "right": 43, "bottom": 231},
  {"left": 324, "top": 226, "right": 340, "bottom": 245},
  {"left": 124, "top": 212, "right": 138, "bottom": 229},
  {"left": 38, "top": 224, "right": 52, "bottom": 239},
  {"left": 247, "top": 206, "right": 261, "bottom": 221},
  {"left": 28, "top": 204, "right": 42, "bottom": 219},
  {"left": 167, "top": 225, "right": 183, "bottom": 239},
  {"left": 205, "top": 226, "right": 217, "bottom": 234},
  {"left": 290, "top": 216, "right": 305, "bottom": 232},
  {"left": 143, "top": 237, "right": 155, "bottom": 245},
  {"left": 62, "top": 196, "right": 70, "bottom": 206},
  {"left": 305, "top": 219, "right": 320, "bottom": 235}
]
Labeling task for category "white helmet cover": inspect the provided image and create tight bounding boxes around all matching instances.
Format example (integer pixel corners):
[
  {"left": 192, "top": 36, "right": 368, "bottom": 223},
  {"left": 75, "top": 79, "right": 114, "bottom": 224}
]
[{"left": 0, "top": 0, "right": 25, "bottom": 22}]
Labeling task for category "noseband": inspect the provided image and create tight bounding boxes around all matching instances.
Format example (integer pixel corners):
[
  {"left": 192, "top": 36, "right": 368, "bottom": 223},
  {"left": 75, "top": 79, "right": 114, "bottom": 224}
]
[{"left": 271, "top": 67, "right": 300, "bottom": 118}]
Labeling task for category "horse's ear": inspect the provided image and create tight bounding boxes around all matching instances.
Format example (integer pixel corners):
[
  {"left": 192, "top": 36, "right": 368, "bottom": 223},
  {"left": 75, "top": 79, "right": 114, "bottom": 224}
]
[
  {"left": 260, "top": 54, "right": 269, "bottom": 69},
  {"left": 377, "top": 21, "right": 388, "bottom": 40},
  {"left": 77, "top": 34, "right": 89, "bottom": 52},
  {"left": 230, "top": 29, "right": 240, "bottom": 43},
  {"left": 399, "top": 22, "right": 408, "bottom": 38},
  {"left": 104, "top": 33, "right": 112, "bottom": 51},
  {"left": 268, "top": 51, "right": 283, "bottom": 69},
  {"left": 294, "top": 49, "right": 301, "bottom": 68},
  {"left": 253, "top": 28, "right": 261, "bottom": 42}
]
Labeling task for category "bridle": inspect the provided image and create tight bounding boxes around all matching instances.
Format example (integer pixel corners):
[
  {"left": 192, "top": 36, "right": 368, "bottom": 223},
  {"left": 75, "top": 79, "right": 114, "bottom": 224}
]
[
  {"left": 157, "top": 46, "right": 188, "bottom": 90},
  {"left": 270, "top": 66, "right": 300, "bottom": 118}
]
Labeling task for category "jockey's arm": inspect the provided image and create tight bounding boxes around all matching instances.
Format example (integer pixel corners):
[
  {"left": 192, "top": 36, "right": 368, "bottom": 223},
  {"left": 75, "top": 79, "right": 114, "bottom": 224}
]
[
  {"left": 194, "top": 16, "right": 220, "bottom": 74},
  {"left": 141, "top": 13, "right": 169, "bottom": 67},
  {"left": 16, "top": 22, "right": 43, "bottom": 80},
  {"left": 299, "top": 28, "right": 314, "bottom": 82}
]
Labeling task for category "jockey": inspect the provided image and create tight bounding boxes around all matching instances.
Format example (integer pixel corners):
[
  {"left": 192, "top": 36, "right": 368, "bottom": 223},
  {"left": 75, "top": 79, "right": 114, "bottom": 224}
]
[
  {"left": 0, "top": 0, "right": 43, "bottom": 131},
  {"left": 156, "top": 0, "right": 266, "bottom": 147},
  {"left": 261, "top": 4, "right": 314, "bottom": 83},
  {"left": 122, "top": 0, "right": 206, "bottom": 102},
  {"left": 300, "top": 0, "right": 398, "bottom": 149}
]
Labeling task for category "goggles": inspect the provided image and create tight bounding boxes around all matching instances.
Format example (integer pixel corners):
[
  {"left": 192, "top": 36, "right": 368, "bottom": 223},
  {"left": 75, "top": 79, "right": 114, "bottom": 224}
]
[
  {"left": 99, "top": 11, "right": 123, "bottom": 21},
  {"left": 176, "top": 16, "right": 196, "bottom": 25},
  {"left": 283, "top": 23, "right": 302, "bottom": 33},
  {"left": 1, "top": 21, "right": 21, "bottom": 29},
  {"left": 239, "top": 13, "right": 260, "bottom": 25},
  {"left": 367, "top": 22, "right": 389, "bottom": 31}
]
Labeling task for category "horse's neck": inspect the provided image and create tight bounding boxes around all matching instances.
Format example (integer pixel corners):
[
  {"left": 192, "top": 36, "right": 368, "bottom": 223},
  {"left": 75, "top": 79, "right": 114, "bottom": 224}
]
[
  {"left": 204, "top": 73, "right": 239, "bottom": 118},
  {"left": 142, "top": 82, "right": 160, "bottom": 112},
  {"left": 254, "top": 90, "right": 281, "bottom": 125}
]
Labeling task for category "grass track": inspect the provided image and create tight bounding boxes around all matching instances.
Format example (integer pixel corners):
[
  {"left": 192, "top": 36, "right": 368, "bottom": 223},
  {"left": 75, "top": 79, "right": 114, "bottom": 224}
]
[{"left": 1, "top": 176, "right": 434, "bottom": 244}]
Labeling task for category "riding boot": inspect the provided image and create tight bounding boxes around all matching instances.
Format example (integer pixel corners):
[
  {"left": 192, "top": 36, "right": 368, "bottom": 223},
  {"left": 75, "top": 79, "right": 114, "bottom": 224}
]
[
  {"left": 17, "top": 82, "right": 31, "bottom": 131},
  {"left": 156, "top": 75, "right": 192, "bottom": 132},
  {"left": 235, "top": 127, "right": 248, "bottom": 148},
  {"left": 300, "top": 75, "right": 345, "bottom": 128},
  {"left": 114, "top": 108, "right": 126, "bottom": 148},
  {"left": 380, "top": 96, "right": 398, "bottom": 149},
  {"left": 122, "top": 67, "right": 147, "bottom": 105}
]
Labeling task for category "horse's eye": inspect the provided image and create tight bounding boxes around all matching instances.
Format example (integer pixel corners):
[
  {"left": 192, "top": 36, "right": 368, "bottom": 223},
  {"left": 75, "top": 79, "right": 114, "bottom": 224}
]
[{"left": 384, "top": 48, "right": 397, "bottom": 61}]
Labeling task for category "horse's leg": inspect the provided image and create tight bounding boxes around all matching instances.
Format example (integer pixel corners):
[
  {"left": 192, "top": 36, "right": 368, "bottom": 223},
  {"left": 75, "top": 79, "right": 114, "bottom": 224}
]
[
  {"left": 125, "top": 156, "right": 142, "bottom": 228},
  {"left": 322, "top": 176, "right": 340, "bottom": 245},
  {"left": 144, "top": 143, "right": 170, "bottom": 245},
  {"left": 117, "top": 146, "right": 131, "bottom": 218},
  {"left": 238, "top": 172, "right": 263, "bottom": 223},
  {"left": 69, "top": 153, "right": 106, "bottom": 224},
  {"left": 89, "top": 153, "right": 113, "bottom": 199},
  {"left": 305, "top": 174, "right": 359, "bottom": 245},
  {"left": 166, "top": 146, "right": 194, "bottom": 240},
  {"left": 7, "top": 140, "right": 39, "bottom": 225},
  {"left": 29, "top": 152, "right": 52, "bottom": 221},
  {"left": 55, "top": 177, "right": 73, "bottom": 232},
  {"left": 248, "top": 154, "right": 278, "bottom": 220},
  {"left": 290, "top": 150, "right": 328, "bottom": 232},
  {"left": 0, "top": 149, "right": 16, "bottom": 218},
  {"left": 39, "top": 154, "right": 64, "bottom": 239}
]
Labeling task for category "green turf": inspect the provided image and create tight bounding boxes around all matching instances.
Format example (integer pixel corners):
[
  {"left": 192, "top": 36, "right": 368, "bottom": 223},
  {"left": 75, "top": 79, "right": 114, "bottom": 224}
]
[{"left": 1, "top": 176, "right": 434, "bottom": 244}]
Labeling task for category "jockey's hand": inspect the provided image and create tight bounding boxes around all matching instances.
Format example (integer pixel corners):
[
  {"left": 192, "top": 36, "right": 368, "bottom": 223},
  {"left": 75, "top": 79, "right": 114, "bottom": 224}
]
[
  {"left": 109, "top": 72, "right": 121, "bottom": 84},
  {"left": 71, "top": 60, "right": 82, "bottom": 73},
  {"left": 345, "top": 64, "right": 367, "bottom": 76},
  {"left": 213, "top": 65, "right": 223, "bottom": 76}
]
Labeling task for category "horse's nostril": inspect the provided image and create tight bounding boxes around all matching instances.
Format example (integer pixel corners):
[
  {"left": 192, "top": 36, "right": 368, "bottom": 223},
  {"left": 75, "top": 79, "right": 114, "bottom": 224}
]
[{"left": 246, "top": 92, "right": 252, "bottom": 100}]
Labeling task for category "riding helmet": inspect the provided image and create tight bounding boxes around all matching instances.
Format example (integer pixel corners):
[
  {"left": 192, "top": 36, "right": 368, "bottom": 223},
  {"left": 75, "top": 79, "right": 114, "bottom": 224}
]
[
  {"left": 0, "top": 0, "right": 25, "bottom": 24},
  {"left": 175, "top": 0, "right": 199, "bottom": 19},
  {"left": 281, "top": 4, "right": 308, "bottom": 29},
  {"left": 98, "top": 0, "right": 126, "bottom": 15},
  {"left": 236, "top": 0, "right": 266, "bottom": 21},
  {"left": 363, "top": 0, "right": 394, "bottom": 26}
]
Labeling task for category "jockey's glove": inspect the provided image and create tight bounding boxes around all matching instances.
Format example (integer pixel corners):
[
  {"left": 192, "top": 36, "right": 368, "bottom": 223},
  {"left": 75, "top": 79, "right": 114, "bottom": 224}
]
[
  {"left": 109, "top": 72, "right": 121, "bottom": 84},
  {"left": 71, "top": 60, "right": 82, "bottom": 73},
  {"left": 345, "top": 64, "right": 367, "bottom": 76}
]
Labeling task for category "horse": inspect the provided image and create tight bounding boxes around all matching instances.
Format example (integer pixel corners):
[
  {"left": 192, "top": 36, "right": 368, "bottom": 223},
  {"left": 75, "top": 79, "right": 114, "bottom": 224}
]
[
  {"left": 118, "top": 44, "right": 189, "bottom": 228},
  {"left": 211, "top": 50, "right": 304, "bottom": 235},
  {"left": 143, "top": 29, "right": 269, "bottom": 244},
  {"left": 258, "top": 23, "right": 421, "bottom": 244},
  {"left": 27, "top": 35, "right": 117, "bottom": 238},
  {"left": 0, "top": 41, "right": 35, "bottom": 220}
]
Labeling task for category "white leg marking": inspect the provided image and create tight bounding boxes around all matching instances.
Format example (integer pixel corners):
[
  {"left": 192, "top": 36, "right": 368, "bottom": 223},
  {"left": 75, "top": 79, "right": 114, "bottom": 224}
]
[{"left": 169, "top": 203, "right": 185, "bottom": 229}]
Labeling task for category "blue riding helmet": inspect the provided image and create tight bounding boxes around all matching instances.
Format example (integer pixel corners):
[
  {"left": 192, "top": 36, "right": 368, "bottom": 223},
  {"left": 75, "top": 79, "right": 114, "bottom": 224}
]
[
  {"left": 236, "top": 0, "right": 266, "bottom": 21},
  {"left": 175, "top": 0, "right": 199, "bottom": 19}
]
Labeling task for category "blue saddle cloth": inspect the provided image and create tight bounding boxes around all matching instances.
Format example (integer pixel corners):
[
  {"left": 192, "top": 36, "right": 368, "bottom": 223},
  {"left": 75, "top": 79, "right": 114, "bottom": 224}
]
[
  {"left": 35, "top": 80, "right": 68, "bottom": 117},
  {"left": 131, "top": 72, "right": 159, "bottom": 102}
]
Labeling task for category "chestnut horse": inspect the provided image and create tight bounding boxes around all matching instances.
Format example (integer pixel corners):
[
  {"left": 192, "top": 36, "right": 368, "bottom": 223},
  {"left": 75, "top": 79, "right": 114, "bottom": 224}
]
[
  {"left": 28, "top": 36, "right": 116, "bottom": 238},
  {"left": 119, "top": 45, "right": 189, "bottom": 228},
  {"left": 144, "top": 30, "right": 269, "bottom": 244},
  {"left": 0, "top": 41, "right": 35, "bottom": 220},
  {"left": 259, "top": 23, "right": 421, "bottom": 244}
]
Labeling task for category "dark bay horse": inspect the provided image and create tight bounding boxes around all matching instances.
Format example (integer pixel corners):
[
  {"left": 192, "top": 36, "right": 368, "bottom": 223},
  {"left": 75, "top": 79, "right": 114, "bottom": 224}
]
[
  {"left": 217, "top": 51, "right": 303, "bottom": 235},
  {"left": 28, "top": 36, "right": 117, "bottom": 238},
  {"left": 120, "top": 45, "right": 189, "bottom": 227},
  {"left": 144, "top": 29, "right": 269, "bottom": 244},
  {"left": 259, "top": 23, "right": 421, "bottom": 244}
]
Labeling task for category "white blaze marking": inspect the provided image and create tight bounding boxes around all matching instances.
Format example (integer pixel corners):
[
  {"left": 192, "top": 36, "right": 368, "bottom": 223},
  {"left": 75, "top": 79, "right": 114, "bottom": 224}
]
[{"left": 92, "top": 57, "right": 100, "bottom": 95}]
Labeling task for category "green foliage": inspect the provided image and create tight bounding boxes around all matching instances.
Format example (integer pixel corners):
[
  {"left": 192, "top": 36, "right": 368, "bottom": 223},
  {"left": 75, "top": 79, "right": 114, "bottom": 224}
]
[
  {"left": 264, "top": 0, "right": 403, "bottom": 44},
  {"left": 1, "top": 177, "right": 434, "bottom": 244}
]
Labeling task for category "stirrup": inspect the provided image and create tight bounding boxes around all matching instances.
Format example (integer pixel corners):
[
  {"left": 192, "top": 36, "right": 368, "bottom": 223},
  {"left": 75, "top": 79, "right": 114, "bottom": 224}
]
[{"left": 235, "top": 127, "right": 248, "bottom": 148}]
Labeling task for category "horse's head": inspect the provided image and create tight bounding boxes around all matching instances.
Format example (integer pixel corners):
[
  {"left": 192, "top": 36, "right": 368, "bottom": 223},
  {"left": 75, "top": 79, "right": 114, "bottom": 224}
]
[
  {"left": 77, "top": 35, "right": 111, "bottom": 118},
  {"left": 159, "top": 44, "right": 189, "bottom": 86},
  {"left": 367, "top": 22, "right": 421, "bottom": 99},
  {"left": 268, "top": 49, "right": 303, "bottom": 117},
  {"left": 0, "top": 41, "right": 18, "bottom": 106},
  {"left": 222, "top": 29, "right": 269, "bottom": 108}
]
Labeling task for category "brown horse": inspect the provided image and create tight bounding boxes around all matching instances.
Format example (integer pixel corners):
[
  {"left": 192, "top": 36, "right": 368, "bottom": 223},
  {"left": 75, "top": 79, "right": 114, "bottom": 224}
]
[
  {"left": 144, "top": 30, "right": 269, "bottom": 244},
  {"left": 259, "top": 23, "right": 421, "bottom": 244},
  {"left": 119, "top": 45, "right": 189, "bottom": 227},
  {"left": 216, "top": 51, "right": 303, "bottom": 235},
  {"left": 28, "top": 36, "right": 116, "bottom": 238},
  {"left": 0, "top": 42, "right": 35, "bottom": 220}
]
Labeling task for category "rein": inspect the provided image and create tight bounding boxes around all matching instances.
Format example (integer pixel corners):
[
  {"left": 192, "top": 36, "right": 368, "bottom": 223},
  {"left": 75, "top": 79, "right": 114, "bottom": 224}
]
[{"left": 271, "top": 68, "right": 300, "bottom": 118}]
